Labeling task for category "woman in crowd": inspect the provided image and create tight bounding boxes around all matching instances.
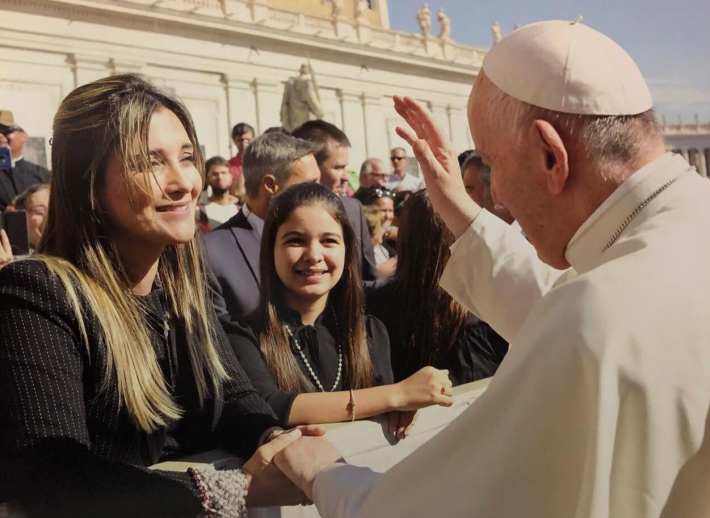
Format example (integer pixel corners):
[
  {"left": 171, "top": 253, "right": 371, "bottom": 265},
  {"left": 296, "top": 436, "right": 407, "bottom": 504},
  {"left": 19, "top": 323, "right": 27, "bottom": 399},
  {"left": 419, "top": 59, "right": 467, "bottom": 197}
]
[
  {"left": 227, "top": 183, "right": 452, "bottom": 438},
  {"left": 0, "top": 74, "right": 319, "bottom": 518},
  {"left": 367, "top": 190, "right": 509, "bottom": 386},
  {"left": 363, "top": 206, "right": 397, "bottom": 277},
  {"left": 14, "top": 183, "right": 50, "bottom": 250}
]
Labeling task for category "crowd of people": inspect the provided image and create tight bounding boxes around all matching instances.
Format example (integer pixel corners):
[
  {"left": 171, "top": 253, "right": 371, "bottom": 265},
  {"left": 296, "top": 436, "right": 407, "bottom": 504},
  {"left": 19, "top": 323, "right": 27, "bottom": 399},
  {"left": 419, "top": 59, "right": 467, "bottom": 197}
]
[
  {"left": 0, "top": 66, "right": 508, "bottom": 515},
  {"left": 1, "top": 18, "right": 709, "bottom": 518}
]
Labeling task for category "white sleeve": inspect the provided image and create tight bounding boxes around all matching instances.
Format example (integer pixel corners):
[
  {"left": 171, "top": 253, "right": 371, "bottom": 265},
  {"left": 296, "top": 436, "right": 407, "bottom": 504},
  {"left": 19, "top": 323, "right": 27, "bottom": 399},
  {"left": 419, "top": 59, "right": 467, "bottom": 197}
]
[
  {"left": 313, "top": 463, "right": 381, "bottom": 518},
  {"left": 440, "top": 210, "right": 566, "bottom": 341}
]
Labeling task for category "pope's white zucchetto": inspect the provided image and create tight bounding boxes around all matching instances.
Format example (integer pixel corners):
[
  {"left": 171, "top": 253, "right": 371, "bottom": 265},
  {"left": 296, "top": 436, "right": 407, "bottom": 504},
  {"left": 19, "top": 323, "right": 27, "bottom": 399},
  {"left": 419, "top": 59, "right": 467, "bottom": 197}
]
[{"left": 482, "top": 19, "right": 653, "bottom": 116}]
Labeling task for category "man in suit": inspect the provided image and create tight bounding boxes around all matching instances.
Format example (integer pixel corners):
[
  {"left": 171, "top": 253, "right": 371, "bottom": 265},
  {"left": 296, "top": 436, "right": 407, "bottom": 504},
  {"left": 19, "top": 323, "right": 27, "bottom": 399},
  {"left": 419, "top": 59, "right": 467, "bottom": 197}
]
[
  {"left": 291, "top": 120, "right": 379, "bottom": 283},
  {"left": 204, "top": 133, "right": 320, "bottom": 322},
  {"left": 0, "top": 110, "right": 51, "bottom": 211}
]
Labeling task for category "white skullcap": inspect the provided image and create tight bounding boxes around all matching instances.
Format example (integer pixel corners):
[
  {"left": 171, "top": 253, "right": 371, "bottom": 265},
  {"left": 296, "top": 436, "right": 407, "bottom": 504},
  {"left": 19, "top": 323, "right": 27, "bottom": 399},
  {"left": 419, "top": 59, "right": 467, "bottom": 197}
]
[{"left": 482, "top": 19, "right": 653, "bottom": 116}]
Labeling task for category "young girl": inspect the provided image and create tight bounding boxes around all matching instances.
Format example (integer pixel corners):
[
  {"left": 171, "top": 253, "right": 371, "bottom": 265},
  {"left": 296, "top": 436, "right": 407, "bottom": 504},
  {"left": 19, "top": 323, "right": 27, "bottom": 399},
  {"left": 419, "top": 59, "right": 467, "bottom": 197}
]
[{"left": 227, "top": 183, "right": 452, "bottom": 436}]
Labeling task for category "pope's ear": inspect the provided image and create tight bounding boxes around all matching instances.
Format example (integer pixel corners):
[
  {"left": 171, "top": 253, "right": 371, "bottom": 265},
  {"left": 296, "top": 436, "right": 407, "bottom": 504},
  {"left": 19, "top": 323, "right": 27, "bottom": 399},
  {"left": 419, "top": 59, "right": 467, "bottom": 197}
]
[
  {"left": 262, "top": 174, "right": 279, "bottom": 196},
  {"left": 531, "top": 119, "right": 569, "bottom": 195}
]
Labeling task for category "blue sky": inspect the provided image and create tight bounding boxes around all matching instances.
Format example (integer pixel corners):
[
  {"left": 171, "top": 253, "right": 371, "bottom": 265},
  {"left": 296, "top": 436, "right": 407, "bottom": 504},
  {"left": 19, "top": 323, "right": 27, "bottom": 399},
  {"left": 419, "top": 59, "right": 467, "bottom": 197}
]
[{"left": 387, "top": 0, "right": 710, "bottom": 123}]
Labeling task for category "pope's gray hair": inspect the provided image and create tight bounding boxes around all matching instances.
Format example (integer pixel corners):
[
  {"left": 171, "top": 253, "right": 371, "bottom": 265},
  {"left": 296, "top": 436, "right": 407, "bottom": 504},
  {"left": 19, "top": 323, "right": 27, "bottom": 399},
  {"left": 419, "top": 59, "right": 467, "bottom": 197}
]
[{"left": 479, "top": 76, "right": 662, "bottom": 180}]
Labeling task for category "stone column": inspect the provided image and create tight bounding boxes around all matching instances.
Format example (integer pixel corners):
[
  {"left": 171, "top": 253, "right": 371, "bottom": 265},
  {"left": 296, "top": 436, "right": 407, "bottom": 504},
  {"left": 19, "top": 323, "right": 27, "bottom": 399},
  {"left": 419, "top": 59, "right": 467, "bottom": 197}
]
[
  {"left": 68, "top": 54, "right": 110, "bottom": 88},
  {"left": 448, "top": 105, "right": 471, "bottom": 152},
  {"left": 697, "top": 149, "right": 708, "bottom": 178},
  {"left": 253, "top": 78, "right": 282, "bottom": 134},
  {"left": 339, "top": 89, "right": 367, "bottom": 165},
  {"left": 361, "top": 93, "right": 386, "bottom": 167},
  {"left": 680, "top": 148, "right": 690, "bottom": 162},
  {"left": 430, "top": 102, "right": 451, "bottom": 140},
  {"left": 223, "top": 74, "right": 258, "bottom": 155}
]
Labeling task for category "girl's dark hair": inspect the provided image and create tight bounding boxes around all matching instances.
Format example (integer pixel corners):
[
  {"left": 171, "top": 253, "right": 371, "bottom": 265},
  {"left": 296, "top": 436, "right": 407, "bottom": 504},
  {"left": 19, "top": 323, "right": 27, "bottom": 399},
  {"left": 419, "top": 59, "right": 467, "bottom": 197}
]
[
  {"left": 255, "top": 182, "right": 377, "bottom": 392},
  {"left": 353, "top": 185, "right": 394, "bottom": 206},
  {"left": 391, "top": 190, "right": 468, "bottom": 375}
]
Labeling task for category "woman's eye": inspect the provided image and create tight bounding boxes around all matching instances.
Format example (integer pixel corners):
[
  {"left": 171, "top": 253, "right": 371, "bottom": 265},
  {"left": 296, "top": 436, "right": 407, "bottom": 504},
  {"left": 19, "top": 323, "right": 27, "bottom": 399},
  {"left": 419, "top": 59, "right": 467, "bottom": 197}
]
[{"left": 181, "top": 155, "right": 196, "bottom": 164}]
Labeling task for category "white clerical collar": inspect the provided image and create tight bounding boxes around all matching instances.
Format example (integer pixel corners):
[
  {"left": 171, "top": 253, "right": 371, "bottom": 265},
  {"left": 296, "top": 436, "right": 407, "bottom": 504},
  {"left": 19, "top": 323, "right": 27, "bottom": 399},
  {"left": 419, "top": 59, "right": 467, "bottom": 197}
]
[
  {"left": 242, "top": 203, "right": 264, "bottom": 238},
  {"left": 565, "top": 152, "right": 691, "bottom": 272},
  {"left": 11, "top": 156, "right": 23, "bottom": 167}
]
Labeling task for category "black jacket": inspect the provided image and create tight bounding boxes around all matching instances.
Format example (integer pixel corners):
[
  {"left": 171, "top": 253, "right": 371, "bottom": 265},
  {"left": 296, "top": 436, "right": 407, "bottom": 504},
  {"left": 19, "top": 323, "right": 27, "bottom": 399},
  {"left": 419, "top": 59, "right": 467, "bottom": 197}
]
[
  {"left": 0, "top": 260, "right": 280, "bottom": 517},
  {"left": 0, "top": 158, "right": 51, "bottom": 210}
]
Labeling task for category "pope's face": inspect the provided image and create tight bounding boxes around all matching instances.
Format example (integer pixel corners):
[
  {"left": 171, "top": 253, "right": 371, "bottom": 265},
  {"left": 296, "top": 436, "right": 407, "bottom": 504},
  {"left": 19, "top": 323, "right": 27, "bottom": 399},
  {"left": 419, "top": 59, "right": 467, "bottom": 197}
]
[{"left": 468, "top": 75, "right": 562, "bottom": 266}]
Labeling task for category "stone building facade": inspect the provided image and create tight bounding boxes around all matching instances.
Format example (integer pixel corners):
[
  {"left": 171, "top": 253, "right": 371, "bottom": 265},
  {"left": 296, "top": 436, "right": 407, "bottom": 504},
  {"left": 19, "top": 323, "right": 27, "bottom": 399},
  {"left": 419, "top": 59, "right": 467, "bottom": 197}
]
[{"left": 0, "top": 0, "right": 483, "bottom": 174}]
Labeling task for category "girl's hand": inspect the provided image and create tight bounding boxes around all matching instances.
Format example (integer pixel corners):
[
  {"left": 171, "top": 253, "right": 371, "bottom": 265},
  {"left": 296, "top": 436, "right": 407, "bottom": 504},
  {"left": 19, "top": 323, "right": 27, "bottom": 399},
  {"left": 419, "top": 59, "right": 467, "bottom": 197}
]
[
  {"left": 391, "top": 366, "right": 453, "bottom": 410},
  {"left": 387, "top": 410, "right": 419, "bottom": 441}
]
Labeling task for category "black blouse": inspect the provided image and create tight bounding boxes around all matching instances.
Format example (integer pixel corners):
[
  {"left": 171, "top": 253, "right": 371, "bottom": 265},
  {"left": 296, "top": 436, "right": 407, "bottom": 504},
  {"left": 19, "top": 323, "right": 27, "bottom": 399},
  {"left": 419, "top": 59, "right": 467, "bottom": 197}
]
[
  {"left": 0, "top": 260, "right": 280, "bottom": 517},
  {"left": 226, "top": 308, "right": 394, "bottom": 423},
  {"left": 366, "top": 281, "right": 509, "bottom": 386}
]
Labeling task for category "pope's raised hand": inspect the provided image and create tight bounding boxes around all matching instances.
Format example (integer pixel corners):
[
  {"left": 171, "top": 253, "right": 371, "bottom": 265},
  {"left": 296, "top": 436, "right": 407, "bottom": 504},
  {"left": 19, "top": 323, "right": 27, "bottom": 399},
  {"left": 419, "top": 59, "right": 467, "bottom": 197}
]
[{"left": 393, "top": 95, "right": 481, "bottom": 238}]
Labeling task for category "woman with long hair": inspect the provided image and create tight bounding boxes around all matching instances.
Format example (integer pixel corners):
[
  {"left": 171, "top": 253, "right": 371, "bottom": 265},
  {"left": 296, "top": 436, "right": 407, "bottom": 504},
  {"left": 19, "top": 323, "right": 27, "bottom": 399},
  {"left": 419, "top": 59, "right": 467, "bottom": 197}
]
[
  {"left": 227, "top": 183, "right": 452, "bottom": 437},
  {"left": 367, "top": 190, "right": 509, "bottom": 385},
  {"left": 0, "top": 74, "right": 318, "bottom": 518}
]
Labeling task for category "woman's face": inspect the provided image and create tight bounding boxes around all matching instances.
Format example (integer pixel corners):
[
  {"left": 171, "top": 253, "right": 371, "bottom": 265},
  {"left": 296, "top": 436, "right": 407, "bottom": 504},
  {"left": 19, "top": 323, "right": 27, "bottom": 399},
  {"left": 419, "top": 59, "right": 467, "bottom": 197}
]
[
  {"left": 274, "top": 204, "right": 346, "bottom": 306},
  {"left": 374, "top": 197, "right": 394, "bottom": 227},
  {"left": 102, "top": 108, "right": 202, "bottom": 252},
  {"left": 25, "top": 188, "right": 49, "bottom": 248}
]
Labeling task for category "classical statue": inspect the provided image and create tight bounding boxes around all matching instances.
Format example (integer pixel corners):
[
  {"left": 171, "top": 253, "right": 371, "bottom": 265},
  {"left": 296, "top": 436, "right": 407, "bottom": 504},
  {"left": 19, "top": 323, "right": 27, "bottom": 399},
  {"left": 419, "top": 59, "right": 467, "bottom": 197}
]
[
  {"left": 416, "top": 4, "right": 431, "bottom": 38},
  {"left": 331, "top": 0, "right": 343, "bottom": 19},
  {"left": 491, "top": 21, "right": 503, "bottom": 44},
  {"left": 355, "top": 0, "right": 368, "bottom": 24},
  {"left": 280, "top": 64, "right": 324, "bottom": 132},
  {"left": 437, "top": 8, "right": 451, "bottom": 40}
]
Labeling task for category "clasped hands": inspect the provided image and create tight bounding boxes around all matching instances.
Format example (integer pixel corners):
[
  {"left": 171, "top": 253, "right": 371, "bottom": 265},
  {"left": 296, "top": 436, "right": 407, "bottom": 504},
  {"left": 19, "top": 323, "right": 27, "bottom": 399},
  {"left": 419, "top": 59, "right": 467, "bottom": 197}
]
[{"left": 242, "top": 425, "right": 343, "bottom": 507}]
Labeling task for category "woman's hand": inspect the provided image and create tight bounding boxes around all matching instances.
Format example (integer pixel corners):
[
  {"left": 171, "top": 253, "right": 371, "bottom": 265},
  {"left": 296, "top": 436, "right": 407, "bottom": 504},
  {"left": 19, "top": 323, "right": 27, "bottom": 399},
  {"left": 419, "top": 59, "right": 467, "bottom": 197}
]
[
  {"left": 393, "top": 96, "right": 481, "bottom": 239},
  {"left": 390, "top": 366, "right": 453, "bottom": 411},
  {"left": 387, "top": 410, "right": 419, "bottom": 441},
  {"left": 243, "top": 427, "right": 323, "bottom": 507},
  {"left": 0, "top": 229, "right": 13, "bottom": 268}
]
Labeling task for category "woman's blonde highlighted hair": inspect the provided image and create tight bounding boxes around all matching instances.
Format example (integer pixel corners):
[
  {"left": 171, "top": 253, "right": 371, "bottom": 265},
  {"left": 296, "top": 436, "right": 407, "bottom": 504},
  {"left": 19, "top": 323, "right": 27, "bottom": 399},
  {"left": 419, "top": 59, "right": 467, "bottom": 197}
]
[{"left": 35, "top": 74, "right": 227, "bottom": 433}]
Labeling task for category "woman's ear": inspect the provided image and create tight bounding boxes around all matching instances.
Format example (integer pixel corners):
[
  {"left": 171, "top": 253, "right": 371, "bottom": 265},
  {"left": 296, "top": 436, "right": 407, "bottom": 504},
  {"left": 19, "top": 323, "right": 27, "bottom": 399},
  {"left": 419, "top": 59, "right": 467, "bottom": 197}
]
[
  {"left": 531, "top": 120, "right": 569, "bottom": 195},
  {"left": 262, "top": 174, "right": 278, "bottom": 196}
]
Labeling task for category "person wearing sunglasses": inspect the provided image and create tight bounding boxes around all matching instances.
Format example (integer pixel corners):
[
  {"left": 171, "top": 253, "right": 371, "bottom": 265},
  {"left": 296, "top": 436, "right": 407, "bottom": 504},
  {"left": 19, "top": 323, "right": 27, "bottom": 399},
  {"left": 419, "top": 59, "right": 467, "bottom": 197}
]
[
  {"left": 0, "top": 110, "right": 51, "bottom": 211},
  {"left": 387, "top": 147, "right": 424, "bottom": 192}
]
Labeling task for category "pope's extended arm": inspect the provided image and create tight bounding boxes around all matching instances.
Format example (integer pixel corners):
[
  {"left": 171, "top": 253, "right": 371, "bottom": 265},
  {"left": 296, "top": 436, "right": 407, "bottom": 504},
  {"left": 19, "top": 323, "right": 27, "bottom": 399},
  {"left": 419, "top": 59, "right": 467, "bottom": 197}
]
[{"left": 440, "top": 210, "right": 564, "bottom": 341}]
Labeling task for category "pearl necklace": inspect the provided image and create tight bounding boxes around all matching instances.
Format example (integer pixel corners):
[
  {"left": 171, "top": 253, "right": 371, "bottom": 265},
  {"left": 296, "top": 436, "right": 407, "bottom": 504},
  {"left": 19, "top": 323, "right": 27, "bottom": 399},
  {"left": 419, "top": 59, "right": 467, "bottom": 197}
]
[{"left": 284, "top": 317, "right": 343, "bottom": 392}]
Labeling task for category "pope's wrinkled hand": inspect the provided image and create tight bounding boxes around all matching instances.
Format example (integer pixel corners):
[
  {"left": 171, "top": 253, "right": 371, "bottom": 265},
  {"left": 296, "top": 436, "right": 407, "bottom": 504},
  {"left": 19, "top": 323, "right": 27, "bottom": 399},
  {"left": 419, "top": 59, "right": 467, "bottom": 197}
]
[
  {"left": 393, "top": 95, "right": 481, "bottom": 238},
  {"left": 273, "top": 435, "right": 345, "bottom": 501}
]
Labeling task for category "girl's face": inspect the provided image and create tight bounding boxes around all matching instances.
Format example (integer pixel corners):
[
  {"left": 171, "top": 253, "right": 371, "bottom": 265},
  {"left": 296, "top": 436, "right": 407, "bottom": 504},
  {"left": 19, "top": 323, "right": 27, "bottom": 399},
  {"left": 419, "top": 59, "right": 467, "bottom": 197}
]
[
  {"left": 375, "top": 197, "right": 394, "bottom": 227},
  {"left": 274, "top": 204, "right": 346, "bottom": 306},
  {"left": 102, "top": 108, "right": 202, "bottom": 252}
]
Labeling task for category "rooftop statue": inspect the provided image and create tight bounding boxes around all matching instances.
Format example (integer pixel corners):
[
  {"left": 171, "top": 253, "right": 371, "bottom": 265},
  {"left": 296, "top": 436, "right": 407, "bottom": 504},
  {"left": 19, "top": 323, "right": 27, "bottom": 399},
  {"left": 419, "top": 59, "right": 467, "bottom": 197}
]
[
  {"left": 491, "top": 21, "right": 503, "bottom": 44},
  {"left": 355, "top": 0, "right": 368, "bottom": 24},
  {"left": 280, "top": 64, "right": 324, "bottom": 132},
  {"left": 437, "top": 9, "right": 451, "bottom": 41},
  {"left": 416, "top": 4, "right": 432, "bottom": 38}
]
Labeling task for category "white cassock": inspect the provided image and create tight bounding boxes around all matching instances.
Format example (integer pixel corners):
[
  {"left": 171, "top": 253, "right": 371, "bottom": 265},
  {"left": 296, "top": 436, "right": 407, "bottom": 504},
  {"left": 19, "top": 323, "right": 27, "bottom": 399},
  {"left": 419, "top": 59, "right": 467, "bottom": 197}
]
[{"left": 313, "top": 152, "right": 710, "bottom": 518}]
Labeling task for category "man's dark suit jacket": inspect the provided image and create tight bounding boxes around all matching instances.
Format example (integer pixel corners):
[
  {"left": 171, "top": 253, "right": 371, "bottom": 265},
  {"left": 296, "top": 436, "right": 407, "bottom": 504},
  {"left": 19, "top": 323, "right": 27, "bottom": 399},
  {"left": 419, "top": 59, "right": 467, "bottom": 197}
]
[
  {"left": 205, "top": 197, "right": 379, "bottom": 323},
  {"left": 0, "top": 158, "right": 51, "bottom": 210}
]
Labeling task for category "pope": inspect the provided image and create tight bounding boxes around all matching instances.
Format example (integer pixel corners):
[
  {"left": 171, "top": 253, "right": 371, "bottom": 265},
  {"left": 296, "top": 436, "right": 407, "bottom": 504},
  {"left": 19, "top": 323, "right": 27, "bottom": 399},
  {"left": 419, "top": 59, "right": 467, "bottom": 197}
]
[{"left": 273, "top": 19, "right": 710, "bottom": 518}]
